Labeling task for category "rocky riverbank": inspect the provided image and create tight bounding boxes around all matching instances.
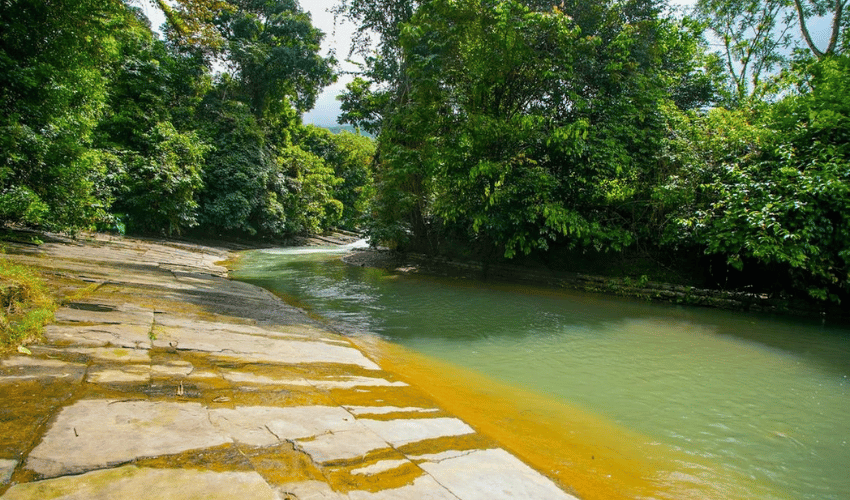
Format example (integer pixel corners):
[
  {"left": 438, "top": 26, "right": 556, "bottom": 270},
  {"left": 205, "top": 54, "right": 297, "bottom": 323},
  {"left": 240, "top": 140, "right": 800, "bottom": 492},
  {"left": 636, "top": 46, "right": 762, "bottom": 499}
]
[{"left": 0, "top": 233, "right": 577, "bottom": 499}]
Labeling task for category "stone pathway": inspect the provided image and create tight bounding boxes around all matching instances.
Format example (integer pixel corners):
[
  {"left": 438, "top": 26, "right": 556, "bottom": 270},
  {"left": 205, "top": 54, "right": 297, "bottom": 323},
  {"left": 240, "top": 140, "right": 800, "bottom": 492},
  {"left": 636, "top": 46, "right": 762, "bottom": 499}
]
[{"left": 0, "top": 235, "right": 578, "bottom": 499}]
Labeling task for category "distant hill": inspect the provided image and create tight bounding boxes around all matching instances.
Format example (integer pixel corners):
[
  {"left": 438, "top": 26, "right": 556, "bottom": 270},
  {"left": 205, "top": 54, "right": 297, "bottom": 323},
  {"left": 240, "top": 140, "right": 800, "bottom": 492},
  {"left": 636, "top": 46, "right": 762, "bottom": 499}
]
[{"left": 323, "top": 124, "right": 375, "bottom": 138}]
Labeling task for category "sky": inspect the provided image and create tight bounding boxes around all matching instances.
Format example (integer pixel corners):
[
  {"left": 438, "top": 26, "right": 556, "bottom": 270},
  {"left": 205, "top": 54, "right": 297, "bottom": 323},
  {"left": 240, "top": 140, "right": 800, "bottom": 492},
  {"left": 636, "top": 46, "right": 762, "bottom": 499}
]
[
  {"left": 300, "top": 0, "right": 360, "bottom": 126},
  {"left": 141, "top": 1, "right": 834, "bottom": 127}
]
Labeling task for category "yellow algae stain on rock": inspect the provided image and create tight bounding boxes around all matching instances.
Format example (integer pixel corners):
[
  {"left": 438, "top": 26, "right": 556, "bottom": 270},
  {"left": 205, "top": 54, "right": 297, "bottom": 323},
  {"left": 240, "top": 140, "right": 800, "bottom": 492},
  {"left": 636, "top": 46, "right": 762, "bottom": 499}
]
[
  {"left": 2, "top": 465, "right": 281, "bottom": 500},
  {"left": 240, "top": 442, "right": 326, "bottom": 487},
  {"left": 322, "top": 448, "right": 423, "bottom": 494},
  {"left": 134, "top": 443, "right": 253, "bottom": 473},
  {"left": 351, "top": 335, "right": 711, "bottom": 500}
]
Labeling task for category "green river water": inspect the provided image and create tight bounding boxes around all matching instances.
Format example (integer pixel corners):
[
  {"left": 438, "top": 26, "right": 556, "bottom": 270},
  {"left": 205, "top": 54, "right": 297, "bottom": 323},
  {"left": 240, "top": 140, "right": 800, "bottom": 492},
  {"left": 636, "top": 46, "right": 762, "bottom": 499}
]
[{"left": 232, "top": 245, "right": 850, "bottom": 500}]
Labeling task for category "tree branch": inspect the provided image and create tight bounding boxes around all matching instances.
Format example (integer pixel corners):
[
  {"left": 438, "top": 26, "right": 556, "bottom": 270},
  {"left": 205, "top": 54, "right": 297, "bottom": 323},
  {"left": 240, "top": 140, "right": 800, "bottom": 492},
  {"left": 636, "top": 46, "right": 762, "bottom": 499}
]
[
  {"left": 794, "top": 0, "right": 825, "bottom": 58},
  {"left": 824, "top": 0, "right": 846, "bottom": 55},
  {"left": 154, "top": 0, "right": 189, "bottom": 39}
]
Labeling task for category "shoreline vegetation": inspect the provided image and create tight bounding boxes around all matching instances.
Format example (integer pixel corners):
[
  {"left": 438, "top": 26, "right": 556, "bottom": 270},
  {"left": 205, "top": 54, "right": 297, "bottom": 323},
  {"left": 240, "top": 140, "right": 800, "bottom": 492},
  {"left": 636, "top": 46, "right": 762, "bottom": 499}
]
[
  {"left": 3, "top": 224, "right": 847, "bottom": 352},
  {"left": 2, "top": 1, "right": 848, "bottom": 313},
  {"left": 342, "top": 249, "right": 850, "bottom": 321}
]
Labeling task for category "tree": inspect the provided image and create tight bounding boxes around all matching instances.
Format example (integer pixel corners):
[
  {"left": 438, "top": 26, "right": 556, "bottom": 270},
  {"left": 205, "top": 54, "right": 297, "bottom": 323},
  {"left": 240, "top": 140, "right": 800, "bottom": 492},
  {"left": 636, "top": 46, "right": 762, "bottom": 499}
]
[
  {"left": 94, "top": 7, "right": 213, "bottom": 235},
  {"left": 356, "top": 0, "right": 716, "bottom": 258},
  {"left": 216, "top": 0, "right": 336, "bottom": 119},
  {"left": 695, "top": 0, "right": 798, "bottom": 101},
  {"left": 146, "top": 0, "right": 235, "bottom": 50},
  {"left": 110, "top": 122, "right": 208, "bottom": 235},
  {"left": 297, "top": 126, "right": 376, "bottom": 230},
  {"left": 660, "top": 55, "right": 850, "bottom": 301},
  {"left": 793, "top": 0, "right": 848, "bottom": 59},
  {"left": 334, "top": 0, "right": 418, "bottom": 133},
  {"left": 1, "top": 0, "right": 126, "bottom": 229},
  {"left": 694, "top": 0, "right": 848, "bottom": 101}
]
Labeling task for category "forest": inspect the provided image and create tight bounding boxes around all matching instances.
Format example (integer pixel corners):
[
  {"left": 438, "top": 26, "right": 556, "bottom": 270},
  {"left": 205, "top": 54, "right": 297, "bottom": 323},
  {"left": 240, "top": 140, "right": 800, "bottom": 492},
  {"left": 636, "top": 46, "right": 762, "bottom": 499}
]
[{"left": 1, "top": 0, "right": 849, "bottom": 304}]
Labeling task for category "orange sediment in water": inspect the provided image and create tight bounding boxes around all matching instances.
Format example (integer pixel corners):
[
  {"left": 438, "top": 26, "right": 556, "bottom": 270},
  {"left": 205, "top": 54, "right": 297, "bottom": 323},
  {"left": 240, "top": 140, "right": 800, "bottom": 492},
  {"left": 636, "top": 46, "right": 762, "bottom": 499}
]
[{"left": 350, "top": 334, "right": 707, "bottom": 500}]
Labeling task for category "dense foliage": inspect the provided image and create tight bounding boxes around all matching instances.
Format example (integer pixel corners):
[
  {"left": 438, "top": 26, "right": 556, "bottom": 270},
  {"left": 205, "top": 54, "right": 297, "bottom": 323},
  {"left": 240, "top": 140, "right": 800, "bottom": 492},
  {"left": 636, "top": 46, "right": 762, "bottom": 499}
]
[
  {"left": 2, "top": 0, "right": 848, "bottom": 304},
  {"left": 335, "top": 0, "right": 849, "bottom": 303},
  {"left": 1, "top": 0, "right": 374, "bottom": 239}
]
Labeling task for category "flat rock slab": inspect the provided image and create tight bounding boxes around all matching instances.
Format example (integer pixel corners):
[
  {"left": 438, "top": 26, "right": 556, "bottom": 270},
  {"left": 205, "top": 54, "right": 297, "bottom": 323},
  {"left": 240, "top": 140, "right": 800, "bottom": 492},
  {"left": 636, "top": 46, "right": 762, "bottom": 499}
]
[
  {"left": 26, "top": 400, "right": 229, "bottom": 478},
  {"left": 1, "top": 465, "right": 278, "bottom": 500},
  {"left": 219, "top": 371, "right": 406, "bottom": 389},
  {"left": 210, "top": 405, "right": 356, "bottom": 447},
  {"left": 54, "top": 304, "right": 153, "bottom": 327},
  {"left": 0, "top": 459, "right": 16, "bottom": 485},
  {"left": 0, "top": 357, "right": 86, "bottom": 384},
  {"left": 155, "top": 327, "right": 380, "bottom": 370},
  {"left": 151, "top": 360, "right": 194, "bottom": 378},
  {"left": 418, "top": 448, "right": 579, "bottom": 500},
  {"left": 360, "top": 417, "right": 474, "bottom": 448},
  {"left": 154, "top": 316, "right": 312, "bottom": 340},
  {"left": 44, "top": 324, "right": 152, "bottom": 349},
  {"left": 66, "top": 347, "right": 150, "bottom": 363},
  {"left": 348, "top": 475, "right": 458, "bottom": 500},
  {"left": 295, "top": 427, "right": 392, "bottom": 464},
  {"left": 86, "top": 364, "right": 151, "bottom": 384}
]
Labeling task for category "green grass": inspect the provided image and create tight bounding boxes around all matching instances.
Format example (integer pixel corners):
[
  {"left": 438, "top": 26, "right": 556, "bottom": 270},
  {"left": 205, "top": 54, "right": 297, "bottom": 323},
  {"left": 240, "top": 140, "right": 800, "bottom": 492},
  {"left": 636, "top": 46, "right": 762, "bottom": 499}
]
[{"left": 0, "top": 254, "right": 55, "bottom": 351}]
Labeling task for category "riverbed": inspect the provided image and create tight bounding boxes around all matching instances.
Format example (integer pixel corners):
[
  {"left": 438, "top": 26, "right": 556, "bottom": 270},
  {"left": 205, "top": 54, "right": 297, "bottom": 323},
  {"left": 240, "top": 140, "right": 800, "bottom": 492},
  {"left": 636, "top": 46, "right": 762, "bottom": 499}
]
[{"left": 231, "top": 245, "right": 850, "bottom": 500}]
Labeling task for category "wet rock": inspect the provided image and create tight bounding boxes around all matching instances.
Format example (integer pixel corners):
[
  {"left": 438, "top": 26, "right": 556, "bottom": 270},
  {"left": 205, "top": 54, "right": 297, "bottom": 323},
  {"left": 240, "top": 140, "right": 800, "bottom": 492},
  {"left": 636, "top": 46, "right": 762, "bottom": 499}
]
[
  {"left": 86, "top": 364, "right": 150, "bottom": 384},
  {"left": 0, "top": 459, "right": 16, "bottom": 485},
  {"left": 219, "top": 371, "right": 406, "bottom": 389},
  {"left": 344, "top": 406, "right": 439, "bottom": 416},
  {"left": 151, "top": 360, "right": 193, "bottom": 378},
  {"left": 350, "top": 459, "right": 410, "bottom": 476},
  {"left": 54, "top": 303, "right": 152, "bottom": 326},
  {"left": 295, "top": 427, "right": 391, "bottom": 464},
  {"left": 1, "top": 465, "right": 279, "bottom": 500},
  {"left": 0, "top": 357, "right": 86, "bottom": 384},
  {"left": 65, "top": 347, "right": 150, "bottom": 363},
  {"left": 209, "top": 405, "right": 357, "bottom": 447},
  {"left": 43, "top": 323, "right": 152, "bottom": 349},
  {"left": 279, "top": 480, "right": 348, "bottom": 500}
]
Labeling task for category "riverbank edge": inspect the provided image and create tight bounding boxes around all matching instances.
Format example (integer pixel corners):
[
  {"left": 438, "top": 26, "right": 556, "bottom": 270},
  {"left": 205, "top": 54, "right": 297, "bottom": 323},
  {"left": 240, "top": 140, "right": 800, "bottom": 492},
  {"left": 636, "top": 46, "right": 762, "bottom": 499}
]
[
  {"left": 342, "top": 249, "right": 847, "bottom": 321},
  {"left": 0, "top": 229, "right": 582, "bottom": 500}
]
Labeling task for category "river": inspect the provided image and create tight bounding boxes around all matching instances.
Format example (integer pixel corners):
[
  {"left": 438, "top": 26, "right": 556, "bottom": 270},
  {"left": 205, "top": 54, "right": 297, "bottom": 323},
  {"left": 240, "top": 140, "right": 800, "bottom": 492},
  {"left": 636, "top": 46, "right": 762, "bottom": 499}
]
[{"left": 231, "top": 244, "right": 850, "bottom": 500}]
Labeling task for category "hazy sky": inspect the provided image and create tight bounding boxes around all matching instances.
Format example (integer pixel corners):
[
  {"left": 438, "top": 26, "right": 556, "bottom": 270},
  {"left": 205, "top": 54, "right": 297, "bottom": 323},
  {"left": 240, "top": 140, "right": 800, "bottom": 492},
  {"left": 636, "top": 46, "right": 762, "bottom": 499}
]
[{"left": 301, "top": 0, "right": 359, "bottom": 126}]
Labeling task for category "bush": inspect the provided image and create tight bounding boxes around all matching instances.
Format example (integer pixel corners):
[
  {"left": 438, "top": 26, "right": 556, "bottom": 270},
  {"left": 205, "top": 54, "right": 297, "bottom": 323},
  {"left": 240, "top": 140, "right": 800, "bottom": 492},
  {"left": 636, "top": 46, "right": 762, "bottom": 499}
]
[{"left": 0, "top": 255, "right": 54, "bottom": 350}]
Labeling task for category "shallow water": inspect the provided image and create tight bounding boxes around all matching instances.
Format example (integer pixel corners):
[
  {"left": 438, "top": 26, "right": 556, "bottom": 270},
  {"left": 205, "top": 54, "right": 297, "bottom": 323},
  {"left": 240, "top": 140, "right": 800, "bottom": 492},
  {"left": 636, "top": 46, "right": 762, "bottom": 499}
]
[{"left": 232, "top": 246, "right": 850, "bottom": 500}]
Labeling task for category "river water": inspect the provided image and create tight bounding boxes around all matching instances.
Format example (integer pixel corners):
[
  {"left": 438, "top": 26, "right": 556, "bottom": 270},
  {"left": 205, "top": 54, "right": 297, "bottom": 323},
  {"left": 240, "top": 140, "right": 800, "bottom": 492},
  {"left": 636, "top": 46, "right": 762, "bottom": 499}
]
[{"left": 232, "top": 244, "right": 850, "bottom": 500}]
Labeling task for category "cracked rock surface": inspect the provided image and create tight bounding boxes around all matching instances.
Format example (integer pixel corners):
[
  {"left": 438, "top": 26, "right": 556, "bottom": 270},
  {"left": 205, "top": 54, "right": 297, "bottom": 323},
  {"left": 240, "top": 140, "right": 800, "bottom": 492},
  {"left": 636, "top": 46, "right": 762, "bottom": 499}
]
[{"left": 0, "top": 234, "right": 577, "bottom": 499}]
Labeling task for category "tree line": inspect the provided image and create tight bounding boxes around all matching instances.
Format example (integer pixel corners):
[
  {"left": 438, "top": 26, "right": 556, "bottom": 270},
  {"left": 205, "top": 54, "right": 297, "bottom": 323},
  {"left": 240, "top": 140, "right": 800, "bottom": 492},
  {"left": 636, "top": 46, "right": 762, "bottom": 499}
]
[
  {"left": 335, "top": 0, "right": 849, "bottom": 303},
  {"left": 2, "top": 0, "right": 848, "bottom": 304},
  {"left": 1, "top": 0, "right": 375, "bottom": 239}
]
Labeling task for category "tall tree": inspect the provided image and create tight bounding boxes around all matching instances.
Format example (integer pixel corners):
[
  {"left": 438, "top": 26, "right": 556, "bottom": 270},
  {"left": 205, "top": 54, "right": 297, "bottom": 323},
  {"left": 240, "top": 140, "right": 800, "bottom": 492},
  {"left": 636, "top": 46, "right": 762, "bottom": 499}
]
[
  {"left": 1, "top": 0, "right": 126, "bottom": 229},
  {"left": 334, "top": 0, "right": 418, "bottom": 134},
  {"left": 146, "top": 0, "right": 234, "bottom": 50},
  {"left": 192, "top": 0, "right": 341, "bottom": 238},
  {"left": 359, "top": 0, "right": 715, "bottom": 257},
  {"left": 695, "top": 0, "right": 847, "bottom": 101},
  {"left": 695, "top": 0, "right": 797, "bottom": 100},
  {"left": 793, "top": 0, "right": 848, "bottom": 58},
  {"left": 216, "top": 0, "right": 336, "bottom": 119}
]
